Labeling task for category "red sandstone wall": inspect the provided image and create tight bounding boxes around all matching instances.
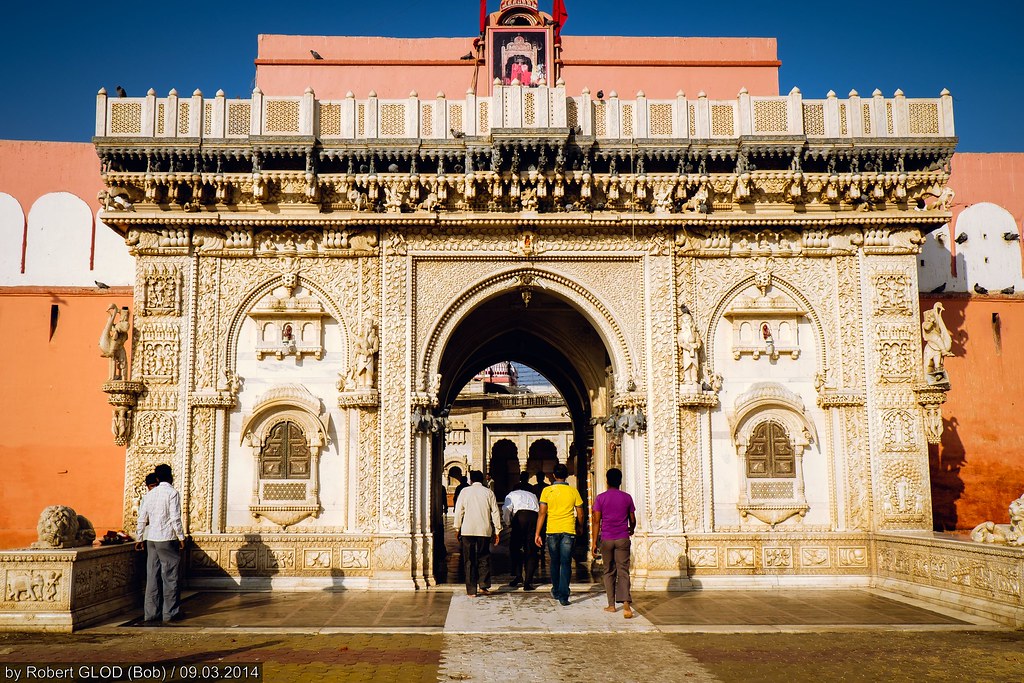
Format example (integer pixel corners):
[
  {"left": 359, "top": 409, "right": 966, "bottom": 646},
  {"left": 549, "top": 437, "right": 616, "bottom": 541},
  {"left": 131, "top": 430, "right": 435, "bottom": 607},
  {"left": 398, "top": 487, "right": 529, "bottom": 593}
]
[{"left": 0, "top": 290, "right": 130, "bottom": 548}]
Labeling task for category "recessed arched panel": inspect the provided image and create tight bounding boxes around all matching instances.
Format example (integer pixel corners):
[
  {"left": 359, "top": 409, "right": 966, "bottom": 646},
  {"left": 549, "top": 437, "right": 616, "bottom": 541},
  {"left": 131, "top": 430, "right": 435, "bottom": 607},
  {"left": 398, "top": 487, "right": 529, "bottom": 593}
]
[
  {"left": 24, "top": 192, "right": 93, "bottom": 286},
  {"left": 0, "top": 193, "right": 25, "bottom": 285},
  {"left": 93, "top": 216, "right": 136, "bottom": 287}
]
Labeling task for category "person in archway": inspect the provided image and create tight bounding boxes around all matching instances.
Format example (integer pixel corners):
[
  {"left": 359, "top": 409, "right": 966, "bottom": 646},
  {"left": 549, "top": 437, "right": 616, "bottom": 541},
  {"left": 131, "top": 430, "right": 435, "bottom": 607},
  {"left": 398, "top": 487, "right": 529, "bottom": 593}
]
[
  {"left": 451, "top": 467, "right": 470, "bottom": 508},
  {"left": 535, "top": 463, "right": 583, "bottom": 606},
  {"left": 592, "top": 467, "right": 636, "bottom": 618},
  {"left": 453, "top": 470, "right": 502, "bottom": 597},
  {"left": 503, "top": 478, "right": 540, "bottom": 590}
]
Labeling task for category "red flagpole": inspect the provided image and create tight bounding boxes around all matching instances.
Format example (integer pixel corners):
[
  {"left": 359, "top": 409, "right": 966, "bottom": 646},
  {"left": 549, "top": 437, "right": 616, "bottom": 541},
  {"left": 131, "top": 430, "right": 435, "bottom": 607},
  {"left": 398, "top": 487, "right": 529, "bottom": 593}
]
[{"left": 480, "top": 0, "right": 488, "bottom": 35}]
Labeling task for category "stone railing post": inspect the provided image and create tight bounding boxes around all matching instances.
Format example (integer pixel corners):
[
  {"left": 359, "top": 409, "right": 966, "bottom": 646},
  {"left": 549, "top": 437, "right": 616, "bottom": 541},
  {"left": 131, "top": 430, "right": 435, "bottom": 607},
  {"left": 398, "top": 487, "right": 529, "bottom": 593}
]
[
  {"left": 607, "top": 91, "right": 620, "bottom": 138},
  {"left": 675, "top": 90, "right": 688, "bottom": 139},
  {"left": 300, "top": 87, "right": 315, "bottom": 136},
  {"left": 848, "top": 90, "right": 863, "bottom": 137},
  {"left": 189, "top": 89, "right": 203, "bottom": 137},
  {"left": 341, "top": 91, "right": 356, "bottom": 139},
  {"left": 695, "top": 92, "right": 710, "bottom": 138},
  {"left": 461, "top": 90, "right": 472, "bottom": 137},
  {"left": 894, "top": 89, "right": 908, "bottom": 137},
  {"left": 824, "top": 90, "right": 840, "bottom": 137},
  {"left": 579, "top": 87, "right": 593, "bottom": 135},
  {"left": 407, "top": 91, "right": 419, "bottom": 138},
  {"left": 787, "top": 86, "right": 803, "bottom": 135},
  {"left": 211, "top": 90, "right": 226, "bottom": 138},
  {"left": 635, "top": 90, "right": 649, "bottom": 138},
  {"left": 551, "top": 78, "right": 567, "bottom": 128},
  {"left": 737, "top": 87, "right": 752, "bottom": 135},
  {"left": 939, "top": 88, "right": 955, "bottom": 136},
  {"left": 143, "top": 88, "right": 156, "bottom": 137},
  {"left": 163, "top": 89, "right": 179, "bottom": 139},
  {"left": 95, "top": 88, "right": 108, "bottom": 137},
  {"left": 250, "top": 87, "right": 263, "bottom": 136}
]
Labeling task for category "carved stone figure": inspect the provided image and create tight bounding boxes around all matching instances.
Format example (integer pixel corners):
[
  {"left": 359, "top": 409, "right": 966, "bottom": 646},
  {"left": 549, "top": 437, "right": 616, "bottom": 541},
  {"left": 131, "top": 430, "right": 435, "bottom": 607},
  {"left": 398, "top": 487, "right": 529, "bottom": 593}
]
[
  {"left": 922, "top": 302, "right": 953, "bottom": 383},
  {"left": 353, "top": 320, "right": 380, "bottom": 390},
  {"left": 31, "top": 505, "right": 96, "bottom": 549},
  {"left": 969, "top": 493, "right": 1024, "bottom": 546},
  {"left": 99, "top": 304, "right": 131, "bottom": 381},
  {"left": 521, "top": 186, "right": 538, "bottom": 212},
  {"left": 677, "top": 305, "right": 702, "bottom": 386},
  {"left": 347, "top": 188, "right": 369, "bottom": 211}
]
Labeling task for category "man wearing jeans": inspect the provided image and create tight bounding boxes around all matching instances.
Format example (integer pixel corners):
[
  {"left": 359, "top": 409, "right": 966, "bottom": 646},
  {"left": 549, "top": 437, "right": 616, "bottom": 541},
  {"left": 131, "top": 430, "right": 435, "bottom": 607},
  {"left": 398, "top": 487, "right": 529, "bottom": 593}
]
[
  {"left": 535, "top": 463, "right": 583, "bottom": 606},
  {"left": 135, "top": 463, "right": 186, "bottom": 624}
]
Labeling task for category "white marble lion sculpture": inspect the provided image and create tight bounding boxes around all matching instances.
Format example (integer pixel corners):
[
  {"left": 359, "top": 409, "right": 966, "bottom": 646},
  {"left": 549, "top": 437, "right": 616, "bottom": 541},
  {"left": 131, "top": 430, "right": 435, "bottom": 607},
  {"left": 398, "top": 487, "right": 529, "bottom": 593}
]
[{"left": 30, "top": 505, "right": 96, "bottom": 549}]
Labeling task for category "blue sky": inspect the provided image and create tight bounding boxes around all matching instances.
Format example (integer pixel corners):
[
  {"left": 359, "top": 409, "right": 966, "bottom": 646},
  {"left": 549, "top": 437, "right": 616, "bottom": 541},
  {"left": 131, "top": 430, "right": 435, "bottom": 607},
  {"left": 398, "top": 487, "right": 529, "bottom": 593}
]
[{"left": 1, "top": 1, "right": 1020, "bottom": 150}]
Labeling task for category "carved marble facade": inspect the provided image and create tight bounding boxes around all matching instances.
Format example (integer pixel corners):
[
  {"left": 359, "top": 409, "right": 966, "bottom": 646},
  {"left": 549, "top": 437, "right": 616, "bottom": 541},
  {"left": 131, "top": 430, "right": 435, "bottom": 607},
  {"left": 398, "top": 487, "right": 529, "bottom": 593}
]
[{"left": 94, "top": 84, "right": 958, "bottom": 590}]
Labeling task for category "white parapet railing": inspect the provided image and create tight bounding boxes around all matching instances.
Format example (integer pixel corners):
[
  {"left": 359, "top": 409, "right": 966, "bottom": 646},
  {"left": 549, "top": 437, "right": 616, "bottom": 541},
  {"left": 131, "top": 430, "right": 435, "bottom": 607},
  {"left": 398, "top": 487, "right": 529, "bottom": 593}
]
[{"left": 96, "top": 84, "right": 955, "bottom": 142}]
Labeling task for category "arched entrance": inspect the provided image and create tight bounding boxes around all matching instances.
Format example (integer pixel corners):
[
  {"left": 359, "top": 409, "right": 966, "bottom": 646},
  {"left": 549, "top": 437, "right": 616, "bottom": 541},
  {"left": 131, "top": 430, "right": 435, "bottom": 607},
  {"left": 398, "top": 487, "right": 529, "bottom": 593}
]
[{"left": 427, "top": 284, "right": 623, "bottom": 584}]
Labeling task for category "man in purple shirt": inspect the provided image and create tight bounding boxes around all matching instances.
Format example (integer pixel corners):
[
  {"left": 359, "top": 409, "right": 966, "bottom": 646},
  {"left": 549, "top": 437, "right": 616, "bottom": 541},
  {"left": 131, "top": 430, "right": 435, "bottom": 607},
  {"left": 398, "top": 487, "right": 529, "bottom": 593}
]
[{"left": 591, "top": 468, "right": 636, "bottom": 618}]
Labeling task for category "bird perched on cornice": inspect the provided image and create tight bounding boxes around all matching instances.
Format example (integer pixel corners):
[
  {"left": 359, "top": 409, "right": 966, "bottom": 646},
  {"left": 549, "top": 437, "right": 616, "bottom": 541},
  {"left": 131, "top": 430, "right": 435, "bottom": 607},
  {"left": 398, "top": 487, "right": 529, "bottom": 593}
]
[
  {"left": 1001, "top": 285, "right": 1015, "bottom": 295},
  {"left": 1004, "top": 232, "right": 1021, "bottom": 241},
  {"left": 310, "top": 50, "right": 324, "bottom": 60},
  {"left": 974, "top": 283, "right": 989, "bottom": 295},
  {"left": 955, "top": 232, "right": 969, "bottom": 244},
  {"left": 450, "top": 129, "right": 466, "bottom": 139},
  {"left": 94, "top": 281, "right": 109, "bottom": 289},
  {"left": 115, "top": 85, "right": 127, "bottom": 98},
  {"left": 930, "top": 282, "right": 946, "bottom": 294},
  {"left": 460, "top": 52, "right": 475, "bottom": 60}
]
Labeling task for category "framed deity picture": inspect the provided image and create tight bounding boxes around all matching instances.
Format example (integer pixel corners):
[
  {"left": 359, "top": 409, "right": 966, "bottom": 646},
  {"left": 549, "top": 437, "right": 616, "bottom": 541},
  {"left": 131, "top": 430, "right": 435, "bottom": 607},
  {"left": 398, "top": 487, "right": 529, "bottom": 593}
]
[{"left": 489, "top": 27, "right": 551, "bottom": 90}]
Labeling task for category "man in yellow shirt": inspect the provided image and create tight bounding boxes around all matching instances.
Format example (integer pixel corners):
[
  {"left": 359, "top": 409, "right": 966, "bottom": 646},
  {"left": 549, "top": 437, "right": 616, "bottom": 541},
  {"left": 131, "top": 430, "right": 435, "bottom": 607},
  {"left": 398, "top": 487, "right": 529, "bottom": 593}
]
[{"left": 534, "top": 463, "right": 583, "bottom": 606}]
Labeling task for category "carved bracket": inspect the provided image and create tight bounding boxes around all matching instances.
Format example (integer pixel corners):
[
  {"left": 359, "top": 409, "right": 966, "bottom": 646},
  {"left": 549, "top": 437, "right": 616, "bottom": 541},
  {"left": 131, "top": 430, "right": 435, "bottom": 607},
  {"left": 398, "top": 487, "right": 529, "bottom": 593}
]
[
  {"left": 102, "top": 381, "right": 145, "bottom": 447},
  {"left": 914, "top": 383, "right": 949, "bottom": 445}
]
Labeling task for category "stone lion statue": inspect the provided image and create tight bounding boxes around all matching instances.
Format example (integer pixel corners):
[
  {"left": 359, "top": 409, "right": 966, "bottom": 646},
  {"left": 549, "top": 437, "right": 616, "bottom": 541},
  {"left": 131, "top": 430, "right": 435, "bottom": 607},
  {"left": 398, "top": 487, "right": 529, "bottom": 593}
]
[
  {"left": 970, "top": 493, "right": 1024, "bottom": 547},
  {"left": 30, "top": 505, "right": 96, "bottom": 549}
]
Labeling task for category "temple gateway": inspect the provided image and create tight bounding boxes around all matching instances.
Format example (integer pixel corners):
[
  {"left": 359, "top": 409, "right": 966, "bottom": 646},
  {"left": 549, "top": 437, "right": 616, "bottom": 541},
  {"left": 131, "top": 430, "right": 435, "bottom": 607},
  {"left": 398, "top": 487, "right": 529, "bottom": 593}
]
[{"left": 92, "top": 0, "right": 973, "bottom": 594}]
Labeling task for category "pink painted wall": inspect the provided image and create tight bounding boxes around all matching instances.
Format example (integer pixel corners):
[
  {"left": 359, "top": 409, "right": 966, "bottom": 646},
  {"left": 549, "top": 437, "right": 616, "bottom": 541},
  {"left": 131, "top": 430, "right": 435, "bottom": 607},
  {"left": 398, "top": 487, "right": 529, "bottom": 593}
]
[
  {"left": 255, "top": 34, "right": 779, "bottom": 99},
  {"left": 0, "top": 290, "right": 131, "bottom": 549},
  {"left": 924, "top": 295, "right": 1024, "bottom": 532},
  {"left": 0, "top": 141, "right": 102, "bottom": 213},
  {"left": 927, "top": 152, "right": 1024, "bottom": 531}
]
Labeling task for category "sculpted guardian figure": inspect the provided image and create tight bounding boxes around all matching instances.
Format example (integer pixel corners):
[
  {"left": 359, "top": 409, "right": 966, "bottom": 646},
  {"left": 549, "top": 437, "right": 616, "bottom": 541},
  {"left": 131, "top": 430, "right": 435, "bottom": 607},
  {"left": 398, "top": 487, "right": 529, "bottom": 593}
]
[
  {"left": 354, "top": 320, "right": 380, "bottom": 390},
  {"left": 31, "top": 505, "right": 96, "bottom": 549},
  {"left": 99, "top": 304, "right": 131, "bottom": 381},
  {"left": 922, "top": 302, "right": 953, "bottom": 383},
  {"left": 677, "top": 305, "right": 702, "bottom": 386}
]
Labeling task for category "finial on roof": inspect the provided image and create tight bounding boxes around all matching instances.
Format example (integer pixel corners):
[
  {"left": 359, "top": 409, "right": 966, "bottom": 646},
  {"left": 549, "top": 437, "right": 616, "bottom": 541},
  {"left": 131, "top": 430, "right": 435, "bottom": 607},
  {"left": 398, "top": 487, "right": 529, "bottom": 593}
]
[
  {"left": 849, "top": 89, "right": 858, "bottom": 97},
  {"left": 609, "top": 90, "right": 617, "bottom": 98},
  {"left": 148, "top": 88, "right": 156, "bottom": 96},
  {"left": 216, "top": 89, "right": 225, "bottom": 97},
  {"left": 738, "top": 87, "right": 748, "bottom": 95},
  {"left": 409, "top": 90, "right": 418, "bottom": 97},
  {"left": 676, "top": 90, "right": 685, "bottom": 97},
  {"left": 827, "top": 90, "right": 836, "bottom": 98},
  {"left": 169, "top": 88, "right": 178, "bottom": 96},
  {"left": 345, "top": 91, "right": 354, "bottom": 98},
  {"left": 894, "top": 88, "right": 904, "bottom": 96},
  {"left": 636, "top": 90, "right": 645, "bottom": 97},
  {"left": 305, "top": 87, "right": 314, "bottom": 95},
  {"left": 494, "top": 78, "right": 502, "bottom": 85},
  {"left": 193, "top": 88, "right": 202, "bottom": 97},
  {"left": 581, "top": 87, "right": 590, "bottom": 95},
  {"left": 698, "top": 91, "right": 706, "bottom": 98},
  {"left": 789, "top": 86, "right": 800, "bottom": 95},
  {"left": 872, "top": 88, "right": 883, "bottom": 96},
  {"left": 253, "top": 86, "right": 262, "bottom": 95},
  {"left": 940, "top": 88, "right": 951, "bottom": 96},
  {"left": 98, "top": 87, "right": 107, "bottom": 95},
  {"left": 556, "top": 77, "right": 565, "bottom": 86},
  {"left": 368, "top": 90, "right": 377, "bottom": 97}
]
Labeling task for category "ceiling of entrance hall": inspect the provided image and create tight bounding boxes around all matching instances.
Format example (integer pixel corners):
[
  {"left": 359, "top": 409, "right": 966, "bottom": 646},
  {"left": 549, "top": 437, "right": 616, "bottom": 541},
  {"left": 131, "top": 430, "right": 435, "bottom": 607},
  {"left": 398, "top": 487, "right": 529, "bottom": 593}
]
[{"left": 437, "top": 289, "right": 609, "bottom": 412}]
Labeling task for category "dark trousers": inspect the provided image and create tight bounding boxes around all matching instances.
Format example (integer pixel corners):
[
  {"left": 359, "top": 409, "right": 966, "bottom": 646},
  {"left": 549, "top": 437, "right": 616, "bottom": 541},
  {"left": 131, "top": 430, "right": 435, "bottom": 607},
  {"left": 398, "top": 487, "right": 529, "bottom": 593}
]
[
  {"left": 509, "top": 510, "right": 539, "bottom": 585},
  {"left": 144, "top": 540, "right": 181, "bottom": 622},
  {"left": 461, "top": 535, "right": 492, "bottom": 595},
  {"left": 600, "top": 537, "right": 632, "bottom": 605}
]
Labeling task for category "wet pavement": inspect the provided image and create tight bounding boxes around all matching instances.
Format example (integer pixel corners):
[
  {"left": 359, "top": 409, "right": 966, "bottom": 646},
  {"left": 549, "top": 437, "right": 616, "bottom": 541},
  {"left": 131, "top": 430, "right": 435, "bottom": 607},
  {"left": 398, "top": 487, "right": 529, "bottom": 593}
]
[{"left": 1, "top": 587, "right": 1021, "bottom": 682}]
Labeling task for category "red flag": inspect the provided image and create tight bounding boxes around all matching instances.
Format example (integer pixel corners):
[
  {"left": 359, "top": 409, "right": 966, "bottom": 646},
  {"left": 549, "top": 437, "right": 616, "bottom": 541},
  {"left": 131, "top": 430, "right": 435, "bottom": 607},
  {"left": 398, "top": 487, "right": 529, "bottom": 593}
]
[
  {"left": 553, "top": 0, "right": 568, "bottom": 43},
  {"left": 480, "top": 0, "right": 488, "bottom": 35}
]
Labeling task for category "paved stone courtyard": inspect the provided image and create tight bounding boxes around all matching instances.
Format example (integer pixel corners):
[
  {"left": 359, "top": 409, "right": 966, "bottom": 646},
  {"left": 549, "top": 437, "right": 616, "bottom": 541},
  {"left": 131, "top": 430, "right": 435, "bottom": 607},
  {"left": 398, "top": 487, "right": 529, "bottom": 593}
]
[{"left": 1, "top": 589, "right": 1021, "bottom": 681}]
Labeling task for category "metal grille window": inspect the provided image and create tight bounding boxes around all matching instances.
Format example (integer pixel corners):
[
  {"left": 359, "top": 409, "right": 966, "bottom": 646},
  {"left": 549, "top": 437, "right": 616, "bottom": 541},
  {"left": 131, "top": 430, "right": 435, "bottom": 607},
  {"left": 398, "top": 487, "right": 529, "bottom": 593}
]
[{"left": 261, "top": 421, "right": 311, "bottom": 479}]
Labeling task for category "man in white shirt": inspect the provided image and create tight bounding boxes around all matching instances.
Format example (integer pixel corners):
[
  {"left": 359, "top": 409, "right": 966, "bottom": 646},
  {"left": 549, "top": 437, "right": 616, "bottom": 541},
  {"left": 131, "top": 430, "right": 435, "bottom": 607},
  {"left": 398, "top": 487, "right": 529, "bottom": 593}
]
[
  {"left": 503, "top": 476, "right": 540, "bottom": 590},
  {"left": 135, "top": 464, "right": 186, "bottom": 623},
  {"left": 452, "top": 470, "right": 502, "bottom": 597}
]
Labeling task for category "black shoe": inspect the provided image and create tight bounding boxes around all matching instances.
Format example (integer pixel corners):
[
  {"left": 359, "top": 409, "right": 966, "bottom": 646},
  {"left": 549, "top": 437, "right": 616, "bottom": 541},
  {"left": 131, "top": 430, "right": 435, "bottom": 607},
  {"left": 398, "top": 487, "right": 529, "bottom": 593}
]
[
  {"left": 523, "top": 584, "right": 536, "bottom": 591},
  {"left": 164, "top": 613, "right": 185, "bottom": 623},
  {"left": 559, "top": 598, "right": 570, "bottom": 606},
  {"left": 508, "top": 577, "right": 522, "bottom": 587},
  {"left": 136, "top": 619, "right": 161, "bottom": 627}
]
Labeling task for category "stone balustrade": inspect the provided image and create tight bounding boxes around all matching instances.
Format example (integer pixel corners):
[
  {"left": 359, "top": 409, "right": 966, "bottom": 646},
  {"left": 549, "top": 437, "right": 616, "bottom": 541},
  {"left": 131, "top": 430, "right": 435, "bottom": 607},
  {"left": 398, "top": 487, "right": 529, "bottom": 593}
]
[{"left": 96, "top": 85, "right": 955, "bottom": 142}]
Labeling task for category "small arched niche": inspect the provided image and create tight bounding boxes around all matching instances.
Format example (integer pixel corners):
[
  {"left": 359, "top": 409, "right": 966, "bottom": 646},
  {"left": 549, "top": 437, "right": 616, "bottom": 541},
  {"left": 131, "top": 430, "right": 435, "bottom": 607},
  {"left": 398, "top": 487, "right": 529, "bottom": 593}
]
[
  {"left": 240, "top": 384, "right": 331, "bottom": 529},
  {"left": 729, "top": 382, "right": 816, "bottom": 528}
]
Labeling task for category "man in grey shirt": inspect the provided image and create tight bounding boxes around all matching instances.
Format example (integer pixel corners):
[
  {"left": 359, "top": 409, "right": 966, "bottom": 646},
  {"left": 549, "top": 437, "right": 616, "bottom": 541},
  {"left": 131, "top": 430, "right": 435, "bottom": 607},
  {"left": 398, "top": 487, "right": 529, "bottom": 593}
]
[{"left": 453, "top": 470, "right": 502, "bottom": 597}]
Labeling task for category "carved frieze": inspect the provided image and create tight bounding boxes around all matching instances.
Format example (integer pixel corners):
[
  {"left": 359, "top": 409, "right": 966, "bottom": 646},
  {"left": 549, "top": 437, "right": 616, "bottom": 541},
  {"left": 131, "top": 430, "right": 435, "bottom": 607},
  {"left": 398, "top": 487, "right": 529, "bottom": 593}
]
[
  {"left": 138, "top": 323, "right": 180, "bottom": 384},
  {"left": 139, "top": 263, "right": 182, "bottom": 317}
]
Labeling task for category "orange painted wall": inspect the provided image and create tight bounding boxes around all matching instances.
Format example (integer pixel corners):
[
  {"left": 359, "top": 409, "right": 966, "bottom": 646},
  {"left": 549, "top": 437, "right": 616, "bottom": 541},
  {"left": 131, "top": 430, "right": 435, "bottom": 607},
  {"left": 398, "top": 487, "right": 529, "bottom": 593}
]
[
  {"left": 0, "top": 141, "right": 101, "bottom": 211},
  {"left": 255, "top": 34, "right": 779, "bottom": 100},
  {"left": 0, "top": 289, "right": 131, "bottom": 548},
  {"left": 924, "top": 294, "right": 1024, "bottom": 531}
]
